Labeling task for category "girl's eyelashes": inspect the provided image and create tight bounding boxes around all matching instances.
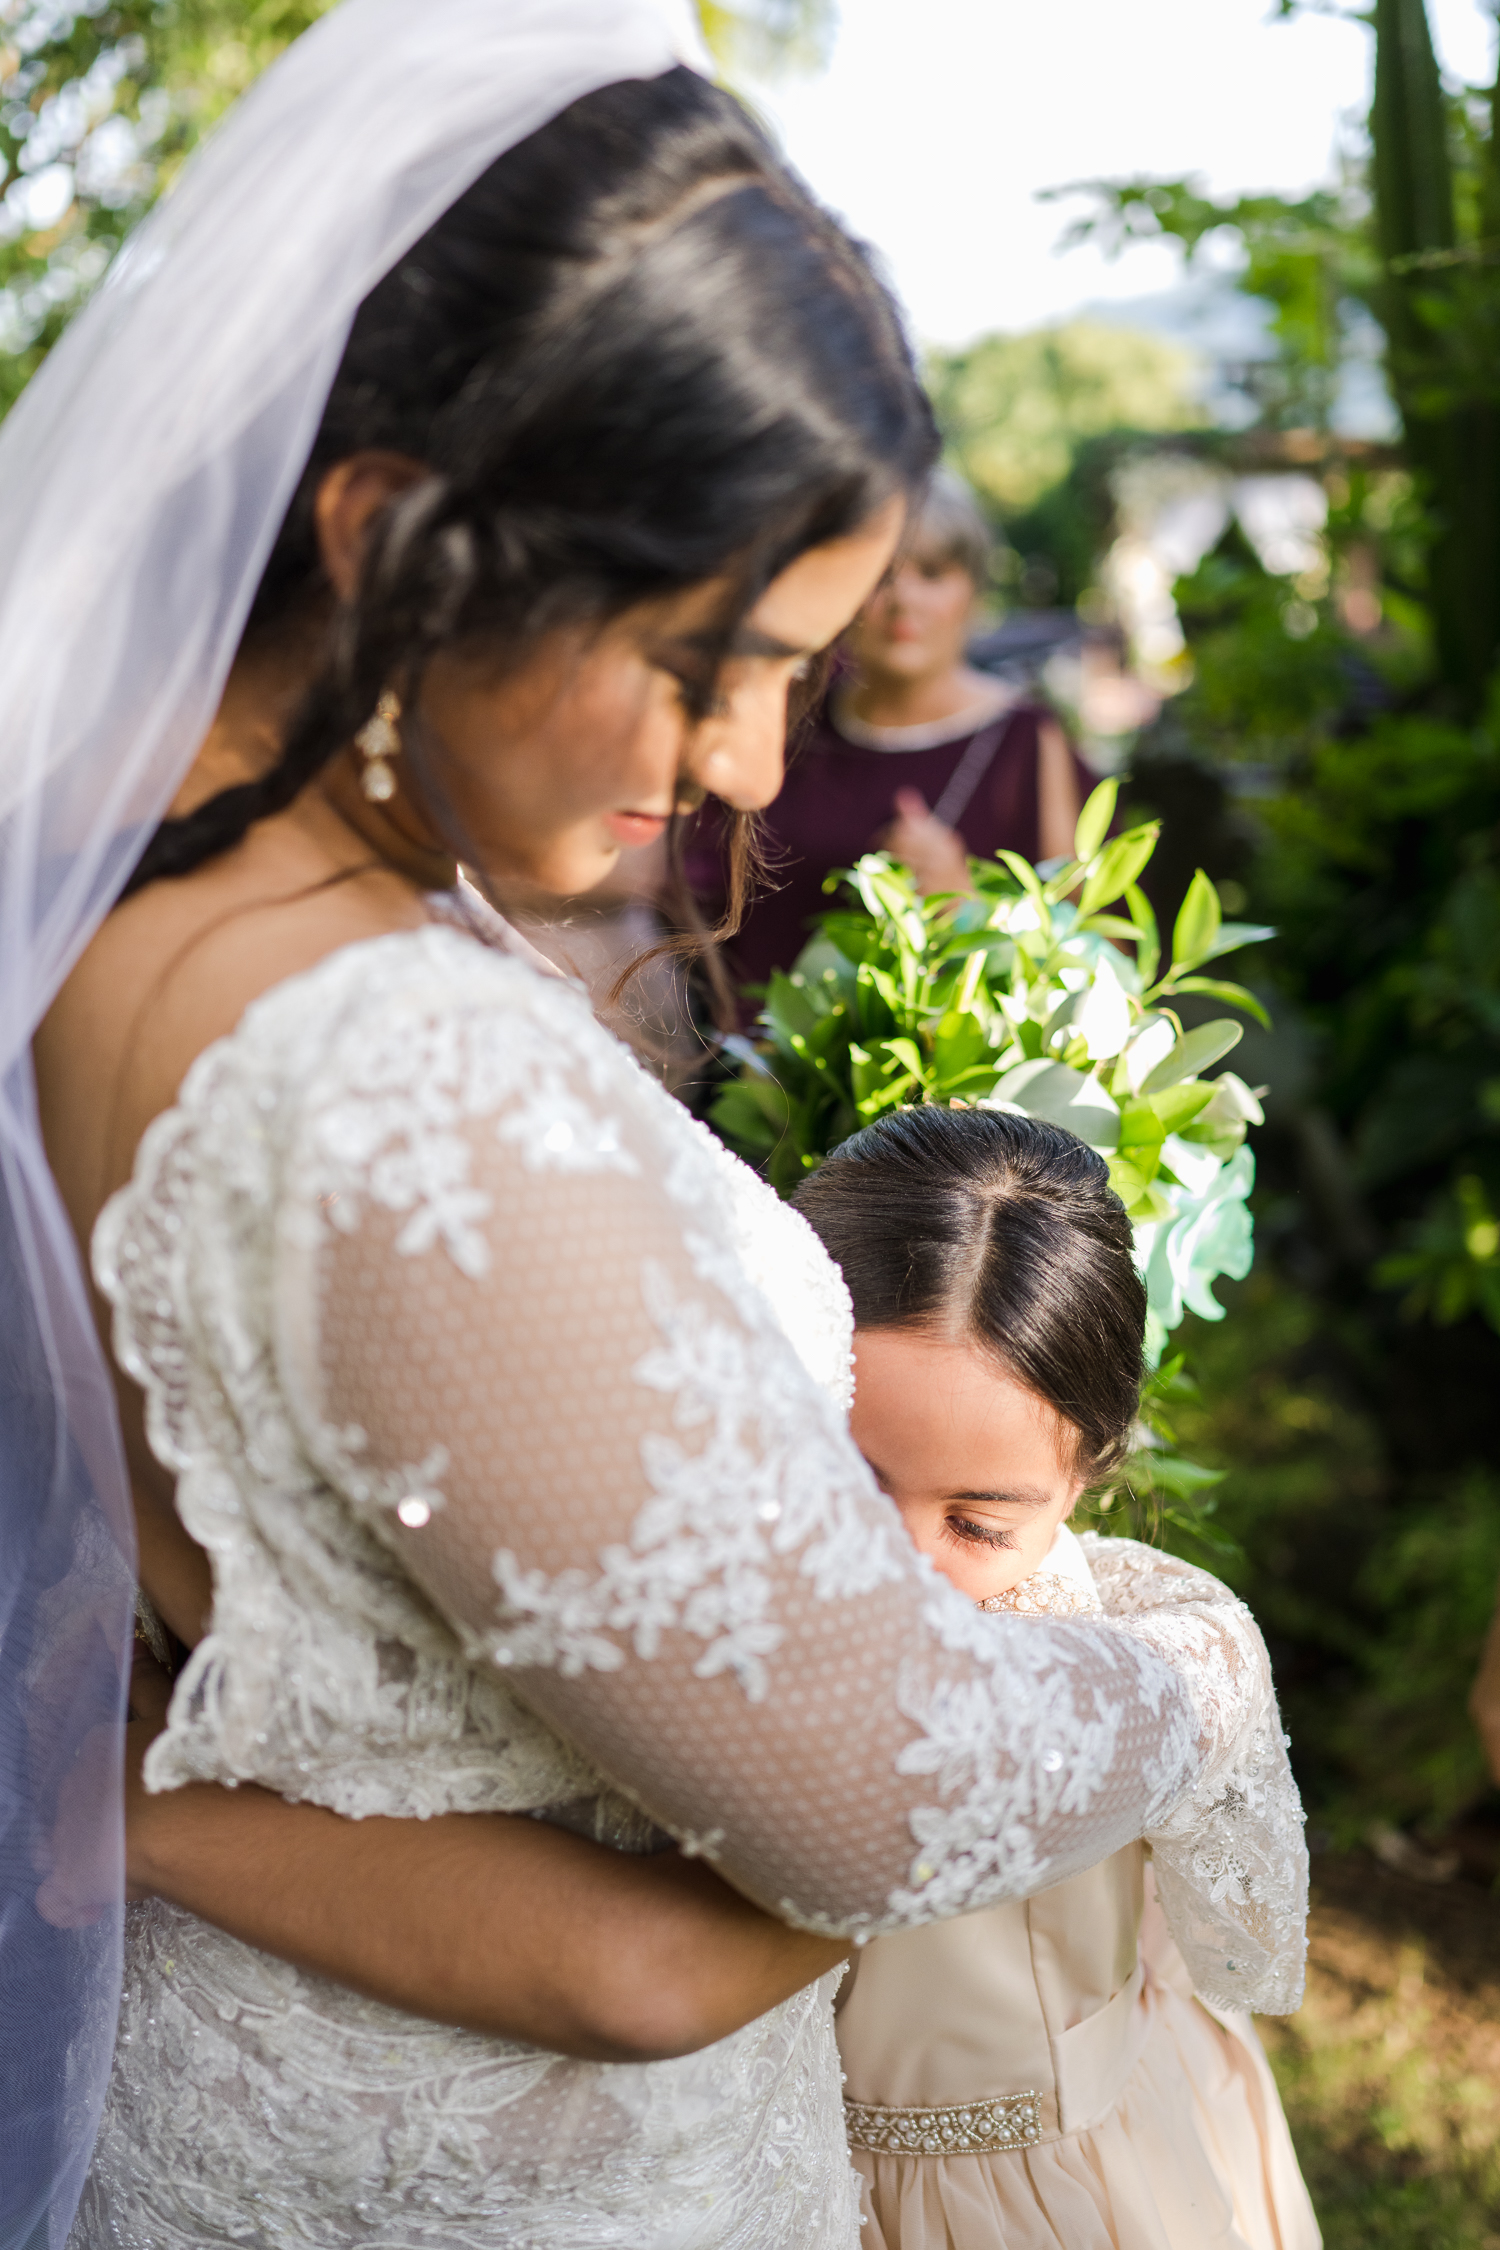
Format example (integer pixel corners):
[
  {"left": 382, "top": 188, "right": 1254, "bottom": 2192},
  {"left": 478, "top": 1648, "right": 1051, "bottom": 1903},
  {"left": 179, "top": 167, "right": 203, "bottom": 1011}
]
[
  {"left": 942, "top": 1513, "right": 1016, "bottom": 1552},
  {"left": 659, "top": 663, "right": 725, "bottom": 721}
]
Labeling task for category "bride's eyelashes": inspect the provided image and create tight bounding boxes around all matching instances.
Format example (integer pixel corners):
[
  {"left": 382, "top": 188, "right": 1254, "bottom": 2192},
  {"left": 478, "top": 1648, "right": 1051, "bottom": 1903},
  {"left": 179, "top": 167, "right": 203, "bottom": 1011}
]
[{"left": 941, "top": 1514, "right": 1017, "bottom": 1553}]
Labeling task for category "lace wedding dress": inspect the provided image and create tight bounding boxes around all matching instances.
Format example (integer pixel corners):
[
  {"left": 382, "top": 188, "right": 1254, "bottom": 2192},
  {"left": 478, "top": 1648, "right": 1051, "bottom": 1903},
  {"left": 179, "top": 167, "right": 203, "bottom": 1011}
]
[{"left": 72, "top": 923, "right": 1301, "bottom": 2247}]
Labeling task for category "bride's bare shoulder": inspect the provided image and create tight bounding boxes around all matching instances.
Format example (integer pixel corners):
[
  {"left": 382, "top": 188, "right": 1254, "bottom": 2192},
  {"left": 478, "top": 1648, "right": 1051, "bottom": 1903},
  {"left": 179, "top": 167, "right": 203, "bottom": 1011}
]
[{"left": 36, "top": 805, "right": 432, "bottom": 1241}]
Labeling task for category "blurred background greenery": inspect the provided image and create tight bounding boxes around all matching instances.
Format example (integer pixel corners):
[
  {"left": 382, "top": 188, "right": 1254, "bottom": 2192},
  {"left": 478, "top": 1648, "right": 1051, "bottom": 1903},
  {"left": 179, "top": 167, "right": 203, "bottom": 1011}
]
[{"left": 4, "top": 0, "right": 1499, "bottom": 2230}]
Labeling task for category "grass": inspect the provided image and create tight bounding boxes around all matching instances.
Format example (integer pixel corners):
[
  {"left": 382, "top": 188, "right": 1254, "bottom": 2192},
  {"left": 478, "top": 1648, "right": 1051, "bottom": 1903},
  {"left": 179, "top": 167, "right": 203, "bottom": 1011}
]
[{"left": 1258, "top": 1855, "right": 1500, "bottom": 2249}]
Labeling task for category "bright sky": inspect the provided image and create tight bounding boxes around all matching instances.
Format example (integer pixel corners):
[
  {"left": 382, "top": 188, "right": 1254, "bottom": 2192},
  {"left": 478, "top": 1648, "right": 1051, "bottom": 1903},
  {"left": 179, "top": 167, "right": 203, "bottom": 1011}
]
[{"left": 753, "top": 0, "right": 1499, "bottom": 348}]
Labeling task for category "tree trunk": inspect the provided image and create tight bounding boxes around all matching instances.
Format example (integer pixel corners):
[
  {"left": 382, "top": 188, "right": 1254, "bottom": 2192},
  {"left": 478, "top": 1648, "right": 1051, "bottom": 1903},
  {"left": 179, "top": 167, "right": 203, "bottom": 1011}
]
[{"left": 1372, "top": 0, "right": 1500, "bottom": 709}]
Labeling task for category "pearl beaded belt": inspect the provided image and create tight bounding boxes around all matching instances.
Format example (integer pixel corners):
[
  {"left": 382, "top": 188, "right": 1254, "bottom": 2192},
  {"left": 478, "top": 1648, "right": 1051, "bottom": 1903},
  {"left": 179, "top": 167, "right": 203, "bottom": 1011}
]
[{"left": 843, "top": 2090, "right": 1043, "bottom": 2158}]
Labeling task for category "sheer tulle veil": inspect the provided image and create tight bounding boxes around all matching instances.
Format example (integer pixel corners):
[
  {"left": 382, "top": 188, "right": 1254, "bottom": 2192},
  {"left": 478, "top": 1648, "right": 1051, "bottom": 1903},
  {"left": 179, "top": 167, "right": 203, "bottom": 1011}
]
[{"left": 0, "top": 2, "right": 705, "bottom": 2237}]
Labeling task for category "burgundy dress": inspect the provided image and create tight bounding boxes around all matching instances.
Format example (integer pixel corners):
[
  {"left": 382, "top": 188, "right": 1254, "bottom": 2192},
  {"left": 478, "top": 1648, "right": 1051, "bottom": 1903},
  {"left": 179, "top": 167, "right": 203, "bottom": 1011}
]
[{"left": 686, "top": 694, "right": 1092, "bottom": 1001}]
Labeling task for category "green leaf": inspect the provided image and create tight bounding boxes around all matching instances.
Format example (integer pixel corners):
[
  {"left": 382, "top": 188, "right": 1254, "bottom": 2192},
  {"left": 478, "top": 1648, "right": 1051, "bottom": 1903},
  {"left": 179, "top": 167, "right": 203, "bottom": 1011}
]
[
  {"left": 1197, "top": 921, "right": 1276, "bottom": 964},
  {"left": 1076, "top": 914, "right": 1141, "bottom": 943},
  {"left": 996, "top": 849, "right": 1046, "bottom": 899},
  {"left": 1139, "top": 1018, "right": 1243, "bottom": 1094},
  {"left": 1076, "top": 823, "right": 1160, "bottom": 919},
  {"left": 881, "top": 1037, "right": 926, "bottom": 1079},
  {"left": 1106, "top": 1153, "right": 1151, "bottom": 1206},
  {"left": 1074, "top": 775, "right": 1119, "bottom": 862},
  {"left": 1146, "top": 1455, "right": 1227, "bottom": 1497},
  {"left": 1170, "top": 868, "right": 1221, "bottom": 974},
  {"left": 1124, "top": 883, "right": 1160, "bottom": 990},
  {"left": 1144, "top": 1081, "right": 1215, "bottom": 1134},
  {"left": 1116, "top": 1100, "right": 1165, "bottom": 1181},
  {"left": 1168, "top": 977, "right": 1273, "bottom": 1030},
  {"left": 992, "top": 1058, "right": 1121, "bottom": 1149},
  {"left": 710, "top": 1074, "right": 790, "bottom": 1155}
]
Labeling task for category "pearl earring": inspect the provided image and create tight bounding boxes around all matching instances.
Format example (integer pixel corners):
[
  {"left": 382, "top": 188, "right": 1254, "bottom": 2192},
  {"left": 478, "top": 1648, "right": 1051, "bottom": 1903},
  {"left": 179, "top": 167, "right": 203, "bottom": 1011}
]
[{"left": 356, "top": 689, "right": 402, "bottom": 803}]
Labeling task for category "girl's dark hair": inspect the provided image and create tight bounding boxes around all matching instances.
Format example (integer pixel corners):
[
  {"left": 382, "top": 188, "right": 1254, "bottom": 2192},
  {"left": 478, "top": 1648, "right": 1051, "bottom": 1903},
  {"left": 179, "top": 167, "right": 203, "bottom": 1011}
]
[
  {"left": 126, "top": 67, "right": 939, "bottom": 996},
  {"left": 792, "top": 1107, "right": 1146, "bottom": 1482}
]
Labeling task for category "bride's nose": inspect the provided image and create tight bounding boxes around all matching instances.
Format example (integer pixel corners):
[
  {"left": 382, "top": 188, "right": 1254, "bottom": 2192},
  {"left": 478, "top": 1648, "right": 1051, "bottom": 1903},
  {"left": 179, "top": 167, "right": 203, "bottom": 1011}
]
[{"left": 685, "top": 682, "right": 787, "bottom": 814}]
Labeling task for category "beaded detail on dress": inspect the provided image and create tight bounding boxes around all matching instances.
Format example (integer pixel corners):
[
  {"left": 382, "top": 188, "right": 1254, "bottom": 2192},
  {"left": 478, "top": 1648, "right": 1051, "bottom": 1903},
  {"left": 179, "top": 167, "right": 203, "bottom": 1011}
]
[
  {"left": 844, "top": 2090, "right": 1043, "bottom": 2158},
  {"left": 978, "top": 1579, "right": 1100, "bottom": 1619}
]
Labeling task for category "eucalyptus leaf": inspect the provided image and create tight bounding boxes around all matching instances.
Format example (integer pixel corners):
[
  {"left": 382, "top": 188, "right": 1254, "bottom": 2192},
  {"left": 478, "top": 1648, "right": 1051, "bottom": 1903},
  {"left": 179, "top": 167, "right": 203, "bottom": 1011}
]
[
  {"left": 1139, "top": 1019, "right": 1244, "bottom": 1094},
  {"left": 987, "top": 1058, "right": 1121, "bottom": 1150},
  {"left": 1145, "top": 1082, "right": 1215, "bottom": 1134},
  {"left": 1170, "top": 868, "right": 1221, "bottom": 973},
  {"left": 1073, "top": 775, "right": 1120, "bottom": 862},
  {"left": 1124, "top": 882, "right": 1160, "bottom": 990},
  {"left": 1076, "top": 823, "right": 1160, "bottom": 919},
  {"left": 1169, "top": 976, "right": 1273, "bottom": 1031},
  {"left": 1197, "top": 921, "right": 1276, "bottom": 963}
]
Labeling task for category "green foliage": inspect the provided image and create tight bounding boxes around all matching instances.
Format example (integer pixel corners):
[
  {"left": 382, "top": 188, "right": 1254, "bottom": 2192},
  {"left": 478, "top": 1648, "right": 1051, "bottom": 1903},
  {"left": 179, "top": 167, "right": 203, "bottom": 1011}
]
[
  {"left": 1250, "top": 687, "right": 1500, "bottom": 1284},
  {"left": 1060, "top": 0, "right": 1500, "bottom": 707},
  {"left": 1375, "top": 1175, "right": 1500, "bottom": 1333},
  {"left": 712, "top": 780, "right": 1272, "bottom": 1550},
  {"left": 697, "top": 0, "right": 834, "bottom": 79},
  {"left": 1369, "top": 0, "right": 1500, "bottom": 708},
  {"left": 0, "top": 0, "right": 815, "bottom": 418},
  {"left": 925, "top": 319, "right": 1203, "bottom": 518},
  {"left": 1169, "top": 1272, "right": 1500, "bottom": 1835},
  {"left": 0, "top": 0, "right": 340, "bottom": 415},
  {"left": 1050, "top": 173, "right": 1376, "bottom": 433}
]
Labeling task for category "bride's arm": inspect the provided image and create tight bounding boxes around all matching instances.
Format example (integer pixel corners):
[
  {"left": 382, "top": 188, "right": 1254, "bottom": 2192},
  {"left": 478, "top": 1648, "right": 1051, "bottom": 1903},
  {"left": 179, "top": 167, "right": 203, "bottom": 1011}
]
[
  {"left": 1077, "top": 1534, "right": 1309, "bottom": 2016},
  {"left": 119, "top": 1724, "right": 848, "bottom": 2060},
  {"left": 241, "top": 963, "right": 1206, "bottom": 1933}
]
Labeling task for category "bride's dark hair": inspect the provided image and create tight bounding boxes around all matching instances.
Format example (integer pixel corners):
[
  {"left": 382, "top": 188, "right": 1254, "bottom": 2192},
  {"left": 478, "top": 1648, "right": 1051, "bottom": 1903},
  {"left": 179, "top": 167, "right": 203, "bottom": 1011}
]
[
  {"left": 793, "top": 1107, "right": 1146, "bottom": 1482},
  {"left": 127, "top": 66, "right": 938, "bottom": 972}
]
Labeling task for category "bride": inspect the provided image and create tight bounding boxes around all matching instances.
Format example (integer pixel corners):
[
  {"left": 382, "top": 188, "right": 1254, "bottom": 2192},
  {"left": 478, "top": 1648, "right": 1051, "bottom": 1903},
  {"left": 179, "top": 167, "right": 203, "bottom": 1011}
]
[{"left": 3, "top": 2, "right": 1296, "bottom": 2243}]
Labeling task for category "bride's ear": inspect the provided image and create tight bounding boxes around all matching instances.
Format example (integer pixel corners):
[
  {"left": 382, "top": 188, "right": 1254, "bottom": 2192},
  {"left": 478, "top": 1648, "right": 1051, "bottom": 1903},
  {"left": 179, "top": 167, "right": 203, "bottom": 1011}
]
[{"left": 313, "top": 451, "right": 431, "bottom": 603}]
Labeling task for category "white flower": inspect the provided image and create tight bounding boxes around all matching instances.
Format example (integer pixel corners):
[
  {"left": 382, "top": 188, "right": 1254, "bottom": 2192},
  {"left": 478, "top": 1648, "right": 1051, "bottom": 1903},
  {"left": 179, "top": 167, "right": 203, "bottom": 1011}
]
[
  {"left": 1122, "top": 1015, "right": 1177, "bottom": 1093},
  {"left": 1196, "top": 1072, "right": 1265, "bottom": 1132},
  {"left": 1074, "top": 958, "right": 1132, "bottom": 1061}
]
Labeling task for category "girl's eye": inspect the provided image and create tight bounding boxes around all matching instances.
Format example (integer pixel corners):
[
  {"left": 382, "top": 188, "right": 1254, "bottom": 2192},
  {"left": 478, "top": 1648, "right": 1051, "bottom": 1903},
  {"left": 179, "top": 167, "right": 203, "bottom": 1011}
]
[
  {"left": 943, "top": 1515, "right": 1016, "bottom": 1552},
  {"left": 660, "top": 665, "right": 726, "bottom": 722}
]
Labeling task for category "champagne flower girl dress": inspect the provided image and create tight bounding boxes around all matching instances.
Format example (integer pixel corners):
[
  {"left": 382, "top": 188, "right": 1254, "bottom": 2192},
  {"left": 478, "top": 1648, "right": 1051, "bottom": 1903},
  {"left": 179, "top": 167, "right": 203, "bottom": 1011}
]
[{"left": 835, "top": 1525, "right": 1322, "bottom": 2250}]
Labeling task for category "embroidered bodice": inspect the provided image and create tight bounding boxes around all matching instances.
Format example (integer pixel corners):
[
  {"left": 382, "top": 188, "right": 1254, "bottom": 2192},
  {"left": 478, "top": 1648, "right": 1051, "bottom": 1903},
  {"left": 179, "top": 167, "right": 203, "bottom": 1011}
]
[{"left": 77, "top": 926, "right": 1296, "bottom": 2247}]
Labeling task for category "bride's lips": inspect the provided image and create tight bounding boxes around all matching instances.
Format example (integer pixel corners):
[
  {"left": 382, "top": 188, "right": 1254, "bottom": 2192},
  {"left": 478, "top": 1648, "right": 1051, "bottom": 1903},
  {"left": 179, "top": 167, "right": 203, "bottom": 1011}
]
[{"left": 605, "top": 810, "right": 669, "bottom": 846}]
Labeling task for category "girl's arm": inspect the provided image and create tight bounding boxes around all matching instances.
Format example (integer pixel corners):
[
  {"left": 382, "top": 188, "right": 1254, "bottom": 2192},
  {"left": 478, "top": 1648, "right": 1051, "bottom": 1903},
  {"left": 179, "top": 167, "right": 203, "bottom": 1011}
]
[{"left": 113, "top": 1714, "right": 849, "bottom": 2063}]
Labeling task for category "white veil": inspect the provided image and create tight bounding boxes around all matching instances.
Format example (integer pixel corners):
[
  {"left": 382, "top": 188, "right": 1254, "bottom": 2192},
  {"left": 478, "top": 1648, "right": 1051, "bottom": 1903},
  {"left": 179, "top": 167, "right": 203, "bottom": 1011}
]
[{"left": 0, "top": 2, "right": 707, "bottom": 2238}]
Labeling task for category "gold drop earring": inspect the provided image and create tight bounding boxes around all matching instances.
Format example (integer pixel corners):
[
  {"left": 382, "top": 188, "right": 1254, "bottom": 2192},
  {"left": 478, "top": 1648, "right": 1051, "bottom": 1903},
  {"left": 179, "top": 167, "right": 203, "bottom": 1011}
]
[{"left": 356, "top": 689, "right": 402, "bottom": 803}]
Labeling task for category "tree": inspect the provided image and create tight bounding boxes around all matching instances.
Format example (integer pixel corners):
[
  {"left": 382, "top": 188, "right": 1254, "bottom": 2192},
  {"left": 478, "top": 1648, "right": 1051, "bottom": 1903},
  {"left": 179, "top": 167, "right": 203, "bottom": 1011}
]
[
  {"left": 0, "top": 0, "right": 337, "bottom": 415},
  {"left": 0, "top": 0, "right": 829, "bottom": 416},
  {"left": 1060, "top": 0, "right": 1500, "bottom": 714},
  {"left": 926, "top": 318, "right": 1203, "bottom": 518}
]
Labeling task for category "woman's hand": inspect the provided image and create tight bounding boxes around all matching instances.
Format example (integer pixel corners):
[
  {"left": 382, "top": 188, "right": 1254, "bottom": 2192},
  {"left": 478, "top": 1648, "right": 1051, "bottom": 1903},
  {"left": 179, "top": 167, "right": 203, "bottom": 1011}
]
[
  {"left": 122, "top": 1781, "right": 850, "bottom": 2062},
  {"left": 880, "top": 787, "right": 972, "bottom": 897}
]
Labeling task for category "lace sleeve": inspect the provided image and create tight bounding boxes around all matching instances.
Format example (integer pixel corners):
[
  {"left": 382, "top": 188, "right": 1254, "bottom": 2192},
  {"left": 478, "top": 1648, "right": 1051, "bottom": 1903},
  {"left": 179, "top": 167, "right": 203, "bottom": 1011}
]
[
  {"left": 270, "top": 936, "right": 1206, "bottom": 1937},
  {"left": 1076, "top": 1533, "right": 1309, "bottom": 2015}
]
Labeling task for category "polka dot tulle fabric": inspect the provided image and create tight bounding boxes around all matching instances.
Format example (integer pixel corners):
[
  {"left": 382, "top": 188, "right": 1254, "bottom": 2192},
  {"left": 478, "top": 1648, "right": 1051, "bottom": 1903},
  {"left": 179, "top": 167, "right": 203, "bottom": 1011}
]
[{"left": 79, "top": 926, "right": 1305, "bottom": 2247}]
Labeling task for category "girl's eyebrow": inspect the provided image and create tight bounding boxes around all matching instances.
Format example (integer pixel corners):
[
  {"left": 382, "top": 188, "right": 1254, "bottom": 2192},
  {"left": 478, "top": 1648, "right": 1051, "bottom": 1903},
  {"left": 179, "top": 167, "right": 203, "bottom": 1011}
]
[{"left": 946, "top": 1487, "right": 1054, "bottom": 1511}]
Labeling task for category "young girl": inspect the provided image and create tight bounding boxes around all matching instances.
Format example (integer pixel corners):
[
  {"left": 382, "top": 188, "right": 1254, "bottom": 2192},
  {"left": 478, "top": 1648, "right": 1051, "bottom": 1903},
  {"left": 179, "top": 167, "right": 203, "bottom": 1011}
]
[{"left": 792, "top": 1106, "right": 1321, "bottom": 2250}]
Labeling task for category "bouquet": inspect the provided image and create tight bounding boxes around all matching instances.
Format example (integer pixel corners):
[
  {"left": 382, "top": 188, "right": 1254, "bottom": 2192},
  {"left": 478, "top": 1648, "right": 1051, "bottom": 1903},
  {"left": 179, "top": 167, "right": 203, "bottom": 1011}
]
[{"left": 712, "top": 779, "right": 1272, "bottom": 1550}]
